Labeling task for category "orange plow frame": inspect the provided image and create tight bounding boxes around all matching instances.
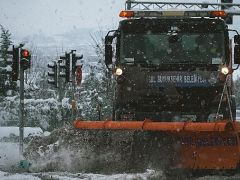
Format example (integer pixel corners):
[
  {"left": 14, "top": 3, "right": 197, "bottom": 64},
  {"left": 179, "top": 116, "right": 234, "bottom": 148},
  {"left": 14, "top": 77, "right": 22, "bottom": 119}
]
[{"left": 74, "top": 119, "right": 240, "bottom": 170}]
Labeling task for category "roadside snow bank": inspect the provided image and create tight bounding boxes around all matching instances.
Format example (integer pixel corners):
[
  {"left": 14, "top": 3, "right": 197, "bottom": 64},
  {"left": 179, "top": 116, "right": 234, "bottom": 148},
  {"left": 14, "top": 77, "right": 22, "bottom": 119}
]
[
  {"left": 0, "top": 171, "right": 40, "bottom": 180},
  {"left": 0, "top": 127, "right": 43, "bottom": 139}
]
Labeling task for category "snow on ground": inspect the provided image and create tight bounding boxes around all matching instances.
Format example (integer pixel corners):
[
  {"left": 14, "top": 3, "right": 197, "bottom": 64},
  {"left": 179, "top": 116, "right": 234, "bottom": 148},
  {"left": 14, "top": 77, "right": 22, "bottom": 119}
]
[
  {"left": 1, "top": 127, "right": 240, "bottom": 179},
  {"left": 0, "top": 142, "right": 21, "bottom": 167},
  {"left": 1, "top": 170, "right": 240, "bottom": 180},
  {"left": 0, "top": 127, "right": 43, "bottom": 138},
  {"left": 0, "top": 171, "right": 40, "bottom": 180},
  {"left": 0, "top": 127, "right": 43, "bottom": 168},
  {"left": 0, "top": 169, "right": 163, "bottom": 180}
]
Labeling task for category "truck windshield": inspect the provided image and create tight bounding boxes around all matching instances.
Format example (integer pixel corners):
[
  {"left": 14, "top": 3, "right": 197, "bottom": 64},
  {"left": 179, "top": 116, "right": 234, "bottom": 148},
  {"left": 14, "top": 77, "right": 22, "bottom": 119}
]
[{"left": 120, "top": 32, "right": 225, "bottom": 65}]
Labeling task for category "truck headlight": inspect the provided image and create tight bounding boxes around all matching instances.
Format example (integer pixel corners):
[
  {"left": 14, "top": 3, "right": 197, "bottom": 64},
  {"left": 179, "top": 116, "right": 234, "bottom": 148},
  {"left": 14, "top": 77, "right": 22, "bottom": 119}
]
[
  {"left": 221, "top": 66, "right": 229, "bottom": 75},
  {"left": 113, "top": 68, "right": 123, "bottom": 76}
]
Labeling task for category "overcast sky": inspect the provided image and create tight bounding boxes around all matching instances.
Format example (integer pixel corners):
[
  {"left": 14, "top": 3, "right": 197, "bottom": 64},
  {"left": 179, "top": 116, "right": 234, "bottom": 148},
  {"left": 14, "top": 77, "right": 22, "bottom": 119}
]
[
  {"left": 0, "top": 0, "right": 123, "bottom": 37},
  {"left": 0, "top": 0, "right": 240, "bottom": 38}
]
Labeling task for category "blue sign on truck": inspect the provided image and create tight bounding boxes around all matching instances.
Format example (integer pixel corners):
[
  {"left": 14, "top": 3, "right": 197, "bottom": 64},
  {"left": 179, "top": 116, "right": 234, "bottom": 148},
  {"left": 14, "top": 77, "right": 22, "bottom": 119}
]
[{"left": 148, "top": 71, "right": 211, "bottom": 87}]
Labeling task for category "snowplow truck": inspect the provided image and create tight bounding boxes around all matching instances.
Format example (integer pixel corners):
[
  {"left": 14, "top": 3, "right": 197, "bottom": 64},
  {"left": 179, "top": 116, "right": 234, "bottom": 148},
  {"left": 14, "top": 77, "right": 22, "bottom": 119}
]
[{"left": 74, "top": 0, "right": 240, "bottom": 173}]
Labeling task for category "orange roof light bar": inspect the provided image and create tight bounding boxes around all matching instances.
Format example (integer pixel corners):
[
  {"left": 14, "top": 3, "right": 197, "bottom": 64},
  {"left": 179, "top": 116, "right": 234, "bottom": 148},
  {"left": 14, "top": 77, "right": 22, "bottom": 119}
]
[
  {"left": 119, "top": 10, "right": 227, "bottom": 19},
  {"left": 119, "top": 10, "right": 134, "bottom": 18},
  {"left": 210, "top": 10, "right": 227, "bottom": 17}
]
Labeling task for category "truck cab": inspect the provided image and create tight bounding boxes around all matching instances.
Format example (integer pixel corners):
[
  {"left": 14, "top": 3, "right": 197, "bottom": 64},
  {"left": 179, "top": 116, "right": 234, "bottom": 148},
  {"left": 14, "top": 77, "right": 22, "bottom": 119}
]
[{"left": 105, "top": 9, "right": 240, "bottom": 121}]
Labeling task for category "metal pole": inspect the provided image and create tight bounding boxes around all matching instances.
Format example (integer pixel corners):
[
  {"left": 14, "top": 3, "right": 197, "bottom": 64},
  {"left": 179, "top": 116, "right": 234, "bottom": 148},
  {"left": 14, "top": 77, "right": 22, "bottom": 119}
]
[
  {"left": 72, "top": 78, "right": 76, "bottom": 120},
  {"left": 57, "top": 61, "right": 64, "bottom": 126},
  {"left": 19, "top": 49, "right": 24, "bottom": 155},
  {"left": 126, "top": 0, "right": 131, "bottom": 10},
  {"left": 71, "top": 52, "right": 76, "bottom": 120}
]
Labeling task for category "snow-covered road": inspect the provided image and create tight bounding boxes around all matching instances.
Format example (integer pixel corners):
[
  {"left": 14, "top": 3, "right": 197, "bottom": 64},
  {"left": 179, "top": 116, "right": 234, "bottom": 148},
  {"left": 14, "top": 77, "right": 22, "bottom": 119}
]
[
  {"left": 0, "top": 142, "right": 21, "bottom": 168},
  {"left": 0, "top": 170, "right": 164, "bottom": 180},
  {"left": 0, "top": 143, "right": 240, "bottom": 180},
  {"left": 1, "top": 170, "right": 240, "bottom": 180},
  {"left": 1, "top": 128, "right": 240, "bottom": 180}
]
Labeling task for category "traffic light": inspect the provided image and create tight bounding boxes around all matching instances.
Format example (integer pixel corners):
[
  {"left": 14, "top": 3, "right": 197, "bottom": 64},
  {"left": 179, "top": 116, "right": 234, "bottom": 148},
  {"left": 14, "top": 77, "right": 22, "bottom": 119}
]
[
  {"left": 47, "top": 61, "right": 58, "bottom": 87},
  {"left": 72, "top": 53, "right": 83, "bottom": 73},
  {"left": 66, "top": 53, "right": 70, "bottom": 82},
  {"left": 221, "top": 0, "right": 233, "bottom": 24},
  {"left": 20, "top": 49, "right": 31, "bottom": 70},
  {"left": 12, "top": 47, "right": 19, "bottom": 81},
  {"left": 58, "top": 53, "right": 70, "bottom": 83},
  {"left": 5, "top": 46, "right": 14, "bottom": 75},
  {"left": 6, "top": 45, "right": 19, "bottom": 81}
]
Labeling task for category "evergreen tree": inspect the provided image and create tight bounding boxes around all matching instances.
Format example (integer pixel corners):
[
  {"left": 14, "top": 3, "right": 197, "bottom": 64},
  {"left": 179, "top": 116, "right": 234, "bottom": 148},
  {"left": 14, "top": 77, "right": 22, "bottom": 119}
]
[
  {"left": 88, "top": 31, "right": 114, "bottom": 120},
  {"left": 79, "top": 66, "right": 102, "bottom": 120},
  {"left": 0, "top": 25, "right": 13, "bottom": 96},
  {"left": 0, "top": 25, "right": 12, "bottom": 61}
]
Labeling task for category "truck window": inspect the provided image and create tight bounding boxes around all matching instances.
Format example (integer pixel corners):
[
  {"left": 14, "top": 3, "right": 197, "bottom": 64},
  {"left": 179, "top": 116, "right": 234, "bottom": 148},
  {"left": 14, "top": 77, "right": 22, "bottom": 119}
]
[
  {"left": 120, "top": 32, "right": 225, "bottom": 65},
  {"left": 121, "top": 34, "right": 146, "bottom": 62}
]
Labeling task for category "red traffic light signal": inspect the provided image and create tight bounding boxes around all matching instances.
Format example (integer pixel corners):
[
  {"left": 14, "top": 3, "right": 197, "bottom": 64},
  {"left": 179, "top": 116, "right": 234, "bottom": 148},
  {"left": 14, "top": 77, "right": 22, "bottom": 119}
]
[
  {"left": 20, "top": 49, "right": 31, "bottom": 70},
  {"left": 21, "top": 49, "right": 30, "bottom": 58}
]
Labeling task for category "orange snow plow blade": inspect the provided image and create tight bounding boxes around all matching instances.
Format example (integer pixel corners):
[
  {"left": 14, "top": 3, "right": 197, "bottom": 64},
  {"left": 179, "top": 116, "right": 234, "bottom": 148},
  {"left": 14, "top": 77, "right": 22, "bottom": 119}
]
[
  {"left": 74, "top": 120, "right": 235, "bottom": 132},
  {"left": 74, "top": 119, "right": 240, "bottom": 170}
]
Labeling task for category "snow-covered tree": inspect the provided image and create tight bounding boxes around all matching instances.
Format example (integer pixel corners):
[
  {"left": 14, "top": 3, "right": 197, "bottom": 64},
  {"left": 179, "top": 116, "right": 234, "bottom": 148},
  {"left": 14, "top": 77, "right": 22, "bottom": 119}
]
[
  {"left": 0, "top": 28, "right": 114, "bottom": 130},
  {"left": 0, "top": 25, "right": 13, "bottom": 96},
  {"left": 0, "top": 25, "right": 12, "bottom": 62},
  {"left": 78, "top": 66, "right": 103, "bottom": 120},
  {"left": 77, "top": 30, "right": 114, "bottom": 120}
]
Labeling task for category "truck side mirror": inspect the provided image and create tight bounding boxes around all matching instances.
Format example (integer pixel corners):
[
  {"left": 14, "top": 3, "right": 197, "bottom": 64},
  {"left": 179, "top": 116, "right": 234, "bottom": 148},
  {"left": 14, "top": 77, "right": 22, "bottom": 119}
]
[
  {"left": 234, "top": 45, "right": 240, "bottom": 64},
  {"left": 105, "top": 44, "right": 113, "bottom": 66},
  {"left": 104, "top": 30, "right": 119, "bottom": 68},
  {"left": 234, "top": 35, "right": 240, "bottom": 64}
]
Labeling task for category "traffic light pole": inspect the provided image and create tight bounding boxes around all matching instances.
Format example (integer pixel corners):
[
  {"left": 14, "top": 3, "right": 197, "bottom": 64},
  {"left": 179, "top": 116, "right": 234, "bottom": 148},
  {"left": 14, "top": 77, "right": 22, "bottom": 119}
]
[
  {"left": 5, "top": 44, "right": 30, "bottom": 156},
  {"left": 72, "top": 70, "right": 76, "bottom": 120},
  {"left": 54, "top": 50, "right": 82, "bottom": 122},
  {"left": 70, "top": 52, "right": 76, "bottom": 120},
  {"left": 19, "top": 50, "right": 24, "bottom": 156},
  {"left": 57, "top": 61, "right": 64, "bottom": 126}
]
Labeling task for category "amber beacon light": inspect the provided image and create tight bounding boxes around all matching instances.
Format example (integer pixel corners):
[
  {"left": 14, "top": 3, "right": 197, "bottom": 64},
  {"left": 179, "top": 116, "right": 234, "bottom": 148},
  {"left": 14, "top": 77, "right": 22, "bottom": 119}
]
[
  {"left": 119, "top": 10, "right": 134, "bottom": 18},
  {"left": 210, "top": 10, "right": 227, "bottom": 17}
]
